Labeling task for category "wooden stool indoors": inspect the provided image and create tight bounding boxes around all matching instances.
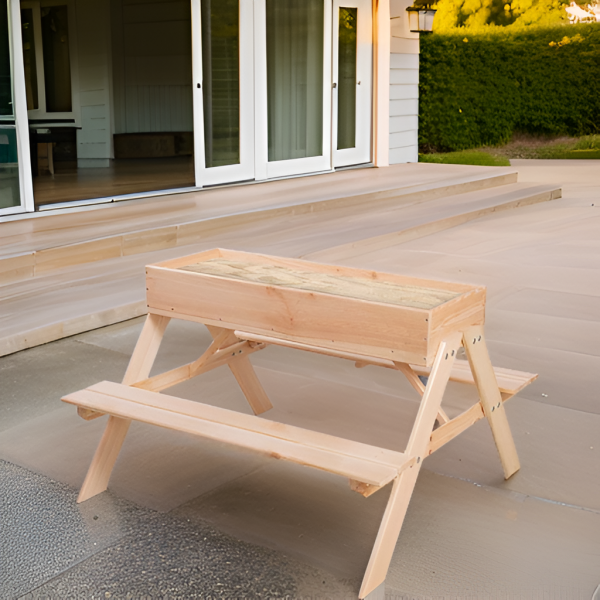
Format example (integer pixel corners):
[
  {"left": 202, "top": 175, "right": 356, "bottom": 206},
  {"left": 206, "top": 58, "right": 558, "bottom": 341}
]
[{"left": 63, "top": 248, "right": 536, "bottom": 599}]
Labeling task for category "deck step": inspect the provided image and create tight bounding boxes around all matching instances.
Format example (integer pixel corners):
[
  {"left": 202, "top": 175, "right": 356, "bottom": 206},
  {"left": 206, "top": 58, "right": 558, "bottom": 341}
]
[
  {"left": 62, "top": 381, "right": 411, "bottom": 488},
  {"left": 0, "top": 175, "right": 560, "bottom": 358},
  {"left": 0, "top": 164, "right": 519, "bottom": 285}
]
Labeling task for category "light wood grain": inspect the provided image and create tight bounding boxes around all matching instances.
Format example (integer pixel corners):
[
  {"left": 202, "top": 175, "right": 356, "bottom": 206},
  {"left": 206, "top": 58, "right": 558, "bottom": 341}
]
[
  {"left": 463, "top": 325, "right": 521, "bottom": 479},
  {"left": 359, "top": 333, "right": 462, "bottom": 598},
  {"left": 63, "top": 382, "right": 412, "bottom": 487}
]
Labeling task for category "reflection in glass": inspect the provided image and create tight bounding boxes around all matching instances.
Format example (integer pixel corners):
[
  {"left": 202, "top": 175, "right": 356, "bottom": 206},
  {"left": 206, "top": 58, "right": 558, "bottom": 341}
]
[
  {"left": 337, "top": 7, "right": 357, "bottom": 150},
  {"left": 266, "top": 0, "right": 324, "bottom": 162},
  {"left": 0, "top": 127, "right": 21, "bottom": 209},
  {"left": 201, "top": 0, "right": 240, "bottom": 168},
  {"left": 21, "top": 8, "right": 39, "bottom": 110},
  {"left": 1, "top": 2, "right": 13, "bottom": 115},
  {"left": 41, "top": 5, "right": 72, "bottom": 112}
]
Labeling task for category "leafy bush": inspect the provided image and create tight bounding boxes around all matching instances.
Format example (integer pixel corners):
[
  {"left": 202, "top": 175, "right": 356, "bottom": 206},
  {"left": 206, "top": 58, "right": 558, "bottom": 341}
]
[{"left": 419, "top": 24, "right": 600, "bottom": 152}]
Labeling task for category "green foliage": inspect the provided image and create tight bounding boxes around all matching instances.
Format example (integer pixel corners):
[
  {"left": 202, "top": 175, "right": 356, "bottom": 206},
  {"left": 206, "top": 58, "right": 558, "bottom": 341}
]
[
  {"left": 419, "top": 24, "right": 600, "bottom": 152},
  {"left": 433, "top": 0, "right": 569, "bottom": 30},
  {"left": 419, "top": 150, "right": 511, "bottom": 165}
]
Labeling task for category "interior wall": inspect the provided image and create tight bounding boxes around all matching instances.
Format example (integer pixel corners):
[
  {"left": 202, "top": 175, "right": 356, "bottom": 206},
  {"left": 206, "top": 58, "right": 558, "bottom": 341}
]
[
  {"left": 75, "top": 0, "right": 113, "bottom": 168},
  {"left": 388, "top": 0, "right": 419, "bottom": 164},
  {"left": 111, "top": 0, "right": 193, "bottom": 134}
]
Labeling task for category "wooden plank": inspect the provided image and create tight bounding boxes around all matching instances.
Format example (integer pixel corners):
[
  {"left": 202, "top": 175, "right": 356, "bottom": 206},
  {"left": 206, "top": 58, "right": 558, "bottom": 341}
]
[
  {"left": 206, "top": 325, "right": 273, "bottom": 415},
  {"left": 122, "top": 313, "right": 171, "bottom": 385},
  {"left": 77, "top": 416, "right": 131, "bottom": 503},
  {"left": 228, "top": 356, "right": 273, "bottom": 415},
  {"left": 147, "top": 267, "right": 432, "bottom": 365},
  {"left": 410, "top": 358, "right": 537, "bottom": 396},
  {"left": 463, "top": 325, "right": 520, "bottom": 479},
  {"left": 359, "top": 332, "right": 462, "bottom": 599},
  {"left": 394, "top": 362, "right": 449, "bottom": 424},
  {"left": 428, "top": 402, "right": 485, "bottom": 454},
  {"left": 63, "top": 384, "right": 412, "bottom": 487},
  {"left": 68, "top": 381, "right": 410, "bottom": 470}
]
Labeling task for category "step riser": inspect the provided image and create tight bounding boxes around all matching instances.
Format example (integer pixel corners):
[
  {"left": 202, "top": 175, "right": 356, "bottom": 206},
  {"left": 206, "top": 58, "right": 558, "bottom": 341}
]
[
  {"left": 304, "top": 188, "right": 561, "bottom": 262},
  {"left": 0, "top": 171, "right": 518, "bottom": 286}
]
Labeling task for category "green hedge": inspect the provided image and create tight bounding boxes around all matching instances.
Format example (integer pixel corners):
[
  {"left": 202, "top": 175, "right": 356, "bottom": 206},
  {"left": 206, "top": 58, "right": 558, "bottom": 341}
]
[{"left": 419, "top": 24, "right": 600, "bottom": 152}]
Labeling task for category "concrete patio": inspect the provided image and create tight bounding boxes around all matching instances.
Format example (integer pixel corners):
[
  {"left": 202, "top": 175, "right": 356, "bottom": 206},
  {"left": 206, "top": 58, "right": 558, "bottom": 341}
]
[{"left": 1, "top": 160, "right": 599, "bottom": 599}]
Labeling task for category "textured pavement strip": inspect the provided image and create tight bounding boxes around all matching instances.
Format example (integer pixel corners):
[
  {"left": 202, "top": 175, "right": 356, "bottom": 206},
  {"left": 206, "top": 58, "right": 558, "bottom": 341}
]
[{"left": 1, "top": 460, "right": 357, "bottom": 599}]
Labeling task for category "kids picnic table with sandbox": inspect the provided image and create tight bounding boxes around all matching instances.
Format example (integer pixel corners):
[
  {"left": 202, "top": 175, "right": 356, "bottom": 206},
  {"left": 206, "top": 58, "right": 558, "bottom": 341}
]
[{"left": 63, "top": 248, "right": 536, "bottom": 599}]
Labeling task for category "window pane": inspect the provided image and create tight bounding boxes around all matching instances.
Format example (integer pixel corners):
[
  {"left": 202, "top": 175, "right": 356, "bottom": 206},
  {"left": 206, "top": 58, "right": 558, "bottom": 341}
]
[
  {"left": 266, "top": 0, "right": 324, "bottom": 162},
  {"left": 21, "top": 8, "right": 38, "bottom": 110},
  {"left": 0, "top": 126, "right": 21, "bottom": 209},
  {"left": 0, "top": 1, "right": 13, "bottom": 115},
  {"left": 337, "top": 7, "right": 356, "bottom": 150},
  {"left": 201, "top": 0, "right": 240, "bottom": 168},
  {"left": 41, "top": 5, "right": 71, "bottom": 112}
]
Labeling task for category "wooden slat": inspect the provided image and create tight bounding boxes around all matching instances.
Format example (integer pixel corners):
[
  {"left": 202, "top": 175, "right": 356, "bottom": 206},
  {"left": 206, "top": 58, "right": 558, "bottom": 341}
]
[
  {"left": 463, "top": 326, "right": 520, "bottom": 479},
  {"left": 233, "top": 330, "right": 536, "bottom": 399},
  {"left": 63, "top": 382, "right": 412, "bottom": 487},
  {"left": 428, "top": 402, "right": 485, "bottom": 454},
  {"left": 359, "top": 333, "right": 463, "bottom": 598},
  {"left": 409, "top": 358, "right": 537, "bottom": 396}
]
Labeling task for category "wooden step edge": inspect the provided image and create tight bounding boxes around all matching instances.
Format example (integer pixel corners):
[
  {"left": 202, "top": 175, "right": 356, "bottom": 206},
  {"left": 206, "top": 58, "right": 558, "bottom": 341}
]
[
  {"left": 0, "top": 300, "right": 147, "bottom": 359},
  {"left": 0, "top": 171, "right": 521, "bottom": 287},
  {"left": 302, "top": 186, "right": 561, "bottom": 262},
  {"left": 62, "top": 387, "right": 404, "bottom": 487}
]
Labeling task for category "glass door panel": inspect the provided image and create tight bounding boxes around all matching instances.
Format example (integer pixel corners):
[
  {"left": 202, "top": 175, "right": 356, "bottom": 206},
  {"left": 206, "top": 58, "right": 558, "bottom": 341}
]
[
  {"left": 1, "top": 0, "right": 31, "bottom": 214},
  {"left": 332, "top": 0, "right": 371, "bottom": 167},
  {"left": 192, "top": 0, "right": 254, "bottom": 186},
  {"left": 255, "top": 0, "right": 331, "bottom": 179}
]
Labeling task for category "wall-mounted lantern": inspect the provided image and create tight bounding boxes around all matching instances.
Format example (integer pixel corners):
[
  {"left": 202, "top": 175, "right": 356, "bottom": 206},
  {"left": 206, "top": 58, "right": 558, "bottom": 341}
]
[{"left": 406, "top": 5, "right": 437, "bottom": 32}]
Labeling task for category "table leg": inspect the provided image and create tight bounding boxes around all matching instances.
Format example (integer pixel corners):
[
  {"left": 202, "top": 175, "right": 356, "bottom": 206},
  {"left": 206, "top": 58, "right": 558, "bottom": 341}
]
[
  {"left": 359, "top": 333, "right": 462, "bottom": 598},
  {"left": 77, "top": 313, "right": 171, "bottom": 502},
  {"left": 463, "top": 325, "right": 520, "bottom": 479},
  {"left": 206, "top": 325, "right": 273, "bottom": 415}
]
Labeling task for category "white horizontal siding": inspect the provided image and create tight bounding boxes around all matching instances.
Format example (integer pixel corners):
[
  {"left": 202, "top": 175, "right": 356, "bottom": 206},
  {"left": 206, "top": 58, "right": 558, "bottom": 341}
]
[
  {"left": 390, "top": 145, "right": 418, "bottom": 163},
  {"left": 389, "top": 52, "right": 419, "bottom": 164}
]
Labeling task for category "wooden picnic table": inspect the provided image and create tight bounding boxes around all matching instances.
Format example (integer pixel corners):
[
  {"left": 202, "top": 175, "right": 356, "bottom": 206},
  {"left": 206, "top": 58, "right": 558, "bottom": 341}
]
[{"left": 63, "top": 248, "right": 536, "bottom": 599}]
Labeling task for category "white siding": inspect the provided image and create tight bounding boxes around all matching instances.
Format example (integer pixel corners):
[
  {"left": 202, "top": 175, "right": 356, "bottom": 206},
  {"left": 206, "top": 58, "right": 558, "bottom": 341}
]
[{"left": 389, "top": 52, "right": 419, "bottom": 164}]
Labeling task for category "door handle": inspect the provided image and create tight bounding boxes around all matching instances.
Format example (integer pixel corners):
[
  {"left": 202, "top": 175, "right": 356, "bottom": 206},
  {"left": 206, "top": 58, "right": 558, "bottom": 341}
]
[{"left": 332, "top": 82, "right": 337, "bottom": 88}]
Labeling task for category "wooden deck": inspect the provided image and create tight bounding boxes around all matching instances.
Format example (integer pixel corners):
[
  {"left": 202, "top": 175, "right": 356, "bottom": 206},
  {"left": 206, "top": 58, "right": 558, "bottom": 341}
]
[{"left": 0, "top": 163, "right": 560, "bottom": 357}]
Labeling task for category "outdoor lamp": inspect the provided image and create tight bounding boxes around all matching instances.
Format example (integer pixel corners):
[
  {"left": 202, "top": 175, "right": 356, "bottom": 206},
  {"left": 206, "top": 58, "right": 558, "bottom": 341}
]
[{"left": 406, "top": 5, "right": 437, "bottom": 32}]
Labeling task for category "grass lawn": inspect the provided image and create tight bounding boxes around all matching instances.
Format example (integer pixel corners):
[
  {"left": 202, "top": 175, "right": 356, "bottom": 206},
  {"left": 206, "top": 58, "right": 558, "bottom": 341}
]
[{"left": 420, "top": 134, "right": 600, "bottom": 165}]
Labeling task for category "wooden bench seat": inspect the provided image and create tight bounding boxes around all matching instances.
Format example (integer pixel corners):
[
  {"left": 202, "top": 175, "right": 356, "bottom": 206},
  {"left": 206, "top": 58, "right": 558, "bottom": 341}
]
[{"left": 63, "top": 380, "right": 414, "bottom": 488}]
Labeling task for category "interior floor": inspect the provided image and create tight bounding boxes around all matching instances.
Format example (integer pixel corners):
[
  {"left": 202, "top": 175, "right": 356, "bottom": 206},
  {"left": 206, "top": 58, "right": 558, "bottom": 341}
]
[{"left": 33, "top": 156, "right": 195, "bottom": 207}]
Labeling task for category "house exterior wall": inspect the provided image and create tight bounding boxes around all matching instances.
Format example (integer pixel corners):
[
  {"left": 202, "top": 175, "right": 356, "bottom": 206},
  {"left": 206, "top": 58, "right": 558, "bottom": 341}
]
[{"left": 388, "top": 0, "right": 419, "bottom": 164}]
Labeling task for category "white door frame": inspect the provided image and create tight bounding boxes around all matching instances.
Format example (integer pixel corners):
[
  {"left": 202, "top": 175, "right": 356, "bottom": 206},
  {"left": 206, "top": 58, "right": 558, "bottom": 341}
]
[
  {"left": 192, "top": 0, "right": 255, "bottom": 187},
  {"left": 1, "top": 0, "right": 34, "bottom": 215},
  {"left": 253, "top": 0, "right": 332, "bottom": 181},
  {"left": 332, "top": 0, "right": 372, "bottom": 168}
]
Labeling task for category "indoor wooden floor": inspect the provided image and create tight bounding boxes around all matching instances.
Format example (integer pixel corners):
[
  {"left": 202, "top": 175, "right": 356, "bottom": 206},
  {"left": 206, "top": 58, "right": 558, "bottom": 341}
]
[{"left": 33, "top": 157, "right": 195, "bottom": 206}]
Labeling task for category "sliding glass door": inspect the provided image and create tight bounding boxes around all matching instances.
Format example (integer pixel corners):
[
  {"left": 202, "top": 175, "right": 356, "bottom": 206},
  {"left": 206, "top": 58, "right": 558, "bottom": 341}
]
[
  {"left": 192, "top": 0, "right": 254, "bottom": 186},
  {"left": 332, "top": 0, "right": 371, "bottom": 167},
  {"left": 1, "top": 0, "right": 32, "bottom": 215},
  {"left": 192, "top": 0, "right": 371, "bottom": 188},
  {"left": 254, "top": 0, "right": 331, "bottom": 179}
]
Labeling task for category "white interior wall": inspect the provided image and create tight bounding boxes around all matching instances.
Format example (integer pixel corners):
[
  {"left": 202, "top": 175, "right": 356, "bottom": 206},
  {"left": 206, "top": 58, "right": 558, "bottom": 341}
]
[
  {"left": 111, "top": 0, "right": 193, "bottom": 134},
  {"left": 388, "top": 0, "right": 419, "bottom": 164},
  {"left": 75, "top": 0, "right": 113, "bottom": 167}
]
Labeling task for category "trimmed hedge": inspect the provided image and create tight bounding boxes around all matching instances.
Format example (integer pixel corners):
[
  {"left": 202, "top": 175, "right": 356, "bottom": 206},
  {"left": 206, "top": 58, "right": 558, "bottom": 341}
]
[{"left": 419, "top": 24, "right": 600, "bottom": 152}]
